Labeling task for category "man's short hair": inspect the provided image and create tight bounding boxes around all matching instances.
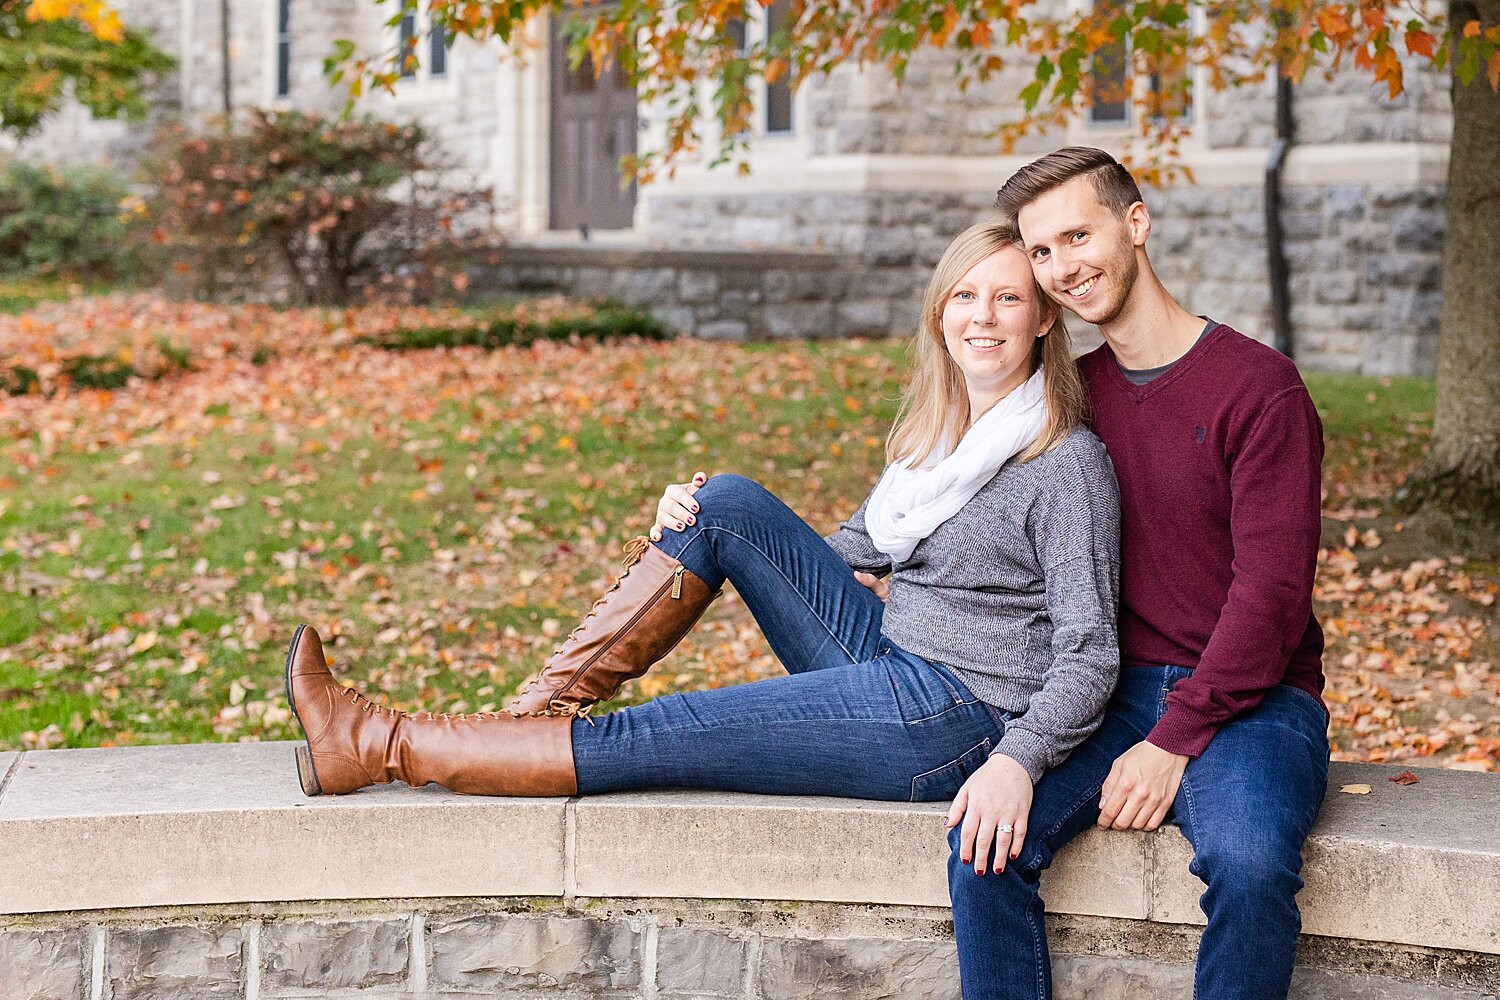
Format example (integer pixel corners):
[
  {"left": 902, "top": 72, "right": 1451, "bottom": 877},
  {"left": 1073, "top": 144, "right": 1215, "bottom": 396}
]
[{"left": 995, "top": 146, "right": 1144, "bottom": 226}]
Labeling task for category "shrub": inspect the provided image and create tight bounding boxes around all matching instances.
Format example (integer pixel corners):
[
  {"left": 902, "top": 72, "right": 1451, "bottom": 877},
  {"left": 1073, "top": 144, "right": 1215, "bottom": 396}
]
[
  {"left": 0, "top": 161, "right": 141, "bottom": 280},
  {"left": 147, "top": 110, "right": 496, "bottom": 305},
  {"left": 358, "top": 297, "right": 669, "bottom": 350}
]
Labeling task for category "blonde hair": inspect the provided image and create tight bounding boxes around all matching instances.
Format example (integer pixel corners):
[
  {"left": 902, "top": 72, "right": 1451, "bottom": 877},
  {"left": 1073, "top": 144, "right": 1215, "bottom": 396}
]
[{"left": 886, "top": 222, "right": 1087, "bottom": 468}]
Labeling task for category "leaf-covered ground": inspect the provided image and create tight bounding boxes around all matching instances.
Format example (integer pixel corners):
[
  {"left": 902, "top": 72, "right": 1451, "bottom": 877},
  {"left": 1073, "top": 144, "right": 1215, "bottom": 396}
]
[{"left": 1, "top": 296, "right": 1495, "bottom": 771}]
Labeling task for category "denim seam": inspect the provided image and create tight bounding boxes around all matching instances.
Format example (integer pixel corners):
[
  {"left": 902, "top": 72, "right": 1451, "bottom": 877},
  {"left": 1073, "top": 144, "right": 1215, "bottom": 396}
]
[
  {"left": 605, "top": 714, "right": 909, "bottom": 742},
  {"left": 1178, "top": 773, "right": 1204, "bottom": 1000},
  {"left": 679, "top": 526, "right": 867, "bottom": 665},
  {"left": 924, "top": 661, "right": 971, "bottom": 705},
  {"left": 909, "top": 738, "right": 991, "bottom": 801},
  {"left": 1027, "top": 892, "right": 1048, "bottom": 1000},
  {"left": 902, "top": 700, "right": 974, "bottom": 725}
]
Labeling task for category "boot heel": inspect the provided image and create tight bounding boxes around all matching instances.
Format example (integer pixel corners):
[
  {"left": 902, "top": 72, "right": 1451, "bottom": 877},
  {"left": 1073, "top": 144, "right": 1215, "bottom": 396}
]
[{"left": 295, "top": 745, "right": 323, "bottom": 796}]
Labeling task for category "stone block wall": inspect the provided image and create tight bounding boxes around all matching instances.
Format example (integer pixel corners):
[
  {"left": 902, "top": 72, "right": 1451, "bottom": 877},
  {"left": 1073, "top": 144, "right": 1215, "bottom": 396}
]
[
  {"left": 610, "top": 177, "right": 1447, "bottom": 373},
  {"left": 2, "top": 747, "right": 1496, "bottom": 1000},
  {"left": 4, "top": 899, "right": 1496, "bottom": 1000},
  {"left": 800, "top": 49, "right": 1059, "bottom": 159},
  {"left": 467, "top": 245, "right": 928, "bottom": 341},
  {"left": 1203, "top": 55, "right": 1452, "bottom": 149},
  {"left": 1145, "top": 182, "right": 1445, "bottom": 374}
]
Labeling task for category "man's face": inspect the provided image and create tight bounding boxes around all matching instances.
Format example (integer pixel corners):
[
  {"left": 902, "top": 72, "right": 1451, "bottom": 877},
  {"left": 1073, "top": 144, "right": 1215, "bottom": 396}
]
[{"left": 1016, "top": 175, "right": 1145, "bottom": 328}]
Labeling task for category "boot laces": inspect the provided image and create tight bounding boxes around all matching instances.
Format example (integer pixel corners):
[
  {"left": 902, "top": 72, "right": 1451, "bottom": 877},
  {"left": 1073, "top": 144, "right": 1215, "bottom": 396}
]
[
  {"left": 339, "top": 685, "right": 395, "bottom": 718},
  {"left": 341, "top": 685, "right": 505, "bottom": 723},
  {"left": 512, "top": 536, "right": 654, "bottom": 701}
]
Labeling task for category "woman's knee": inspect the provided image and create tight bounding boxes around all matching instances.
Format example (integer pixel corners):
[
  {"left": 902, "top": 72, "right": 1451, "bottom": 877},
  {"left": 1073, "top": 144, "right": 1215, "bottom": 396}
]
[{"left": 694, "top": 474, "right": 777, "bottom": 519}]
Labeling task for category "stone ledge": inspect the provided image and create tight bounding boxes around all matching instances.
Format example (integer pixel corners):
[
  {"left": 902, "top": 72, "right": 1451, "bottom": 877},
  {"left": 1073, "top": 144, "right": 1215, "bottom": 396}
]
[
  {"left": 495, "top": 243, "right": 846, "bottom": 271},
  {"left": 0, "top": 744, "right": 1495, "bottom": 957},
  {"left": 0, "top": 743, "right": 566, "bottom": 913}
]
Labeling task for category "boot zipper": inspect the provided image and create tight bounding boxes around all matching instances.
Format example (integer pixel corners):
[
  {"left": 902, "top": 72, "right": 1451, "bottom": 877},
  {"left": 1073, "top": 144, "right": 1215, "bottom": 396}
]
[
  {"left": 559, "top": 575, "right": 677, "bottom": 690},
  {"left": 671, "top": 565, "right": 685, "bottom": 599}
]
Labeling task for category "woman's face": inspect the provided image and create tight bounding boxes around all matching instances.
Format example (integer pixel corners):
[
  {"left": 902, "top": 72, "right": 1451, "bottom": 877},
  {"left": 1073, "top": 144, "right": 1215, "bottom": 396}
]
[{"left": 940, "top": 245, "right": 1053, "bottom": 412}]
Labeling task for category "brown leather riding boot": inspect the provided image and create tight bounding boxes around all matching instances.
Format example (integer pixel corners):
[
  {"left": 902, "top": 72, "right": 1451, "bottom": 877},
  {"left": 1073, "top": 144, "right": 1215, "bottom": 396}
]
[
  {"left": 506, "top": 537, "right": 721, "bottom": 718},
  {"left": 285, "top": 624, "right": 577, "bottom": 797}
]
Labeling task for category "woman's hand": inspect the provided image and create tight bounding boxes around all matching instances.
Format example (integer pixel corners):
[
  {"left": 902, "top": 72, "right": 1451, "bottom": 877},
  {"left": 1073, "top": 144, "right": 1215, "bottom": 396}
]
[
  {"left": 946, "top": 753, "right": 1033, "bottom": 876},
  {"left": 649, "top": 472, "right": 707, "bottom": 542},
  {"left": 853, "top": 571, "right": 889, "bottom": 602}
]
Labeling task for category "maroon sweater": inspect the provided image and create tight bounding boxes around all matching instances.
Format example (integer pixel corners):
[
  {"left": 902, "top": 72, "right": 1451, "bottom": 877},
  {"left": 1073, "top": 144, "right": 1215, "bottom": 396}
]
[{"left": 1080, "top": 322, "right": 1326, "bottom": 757}]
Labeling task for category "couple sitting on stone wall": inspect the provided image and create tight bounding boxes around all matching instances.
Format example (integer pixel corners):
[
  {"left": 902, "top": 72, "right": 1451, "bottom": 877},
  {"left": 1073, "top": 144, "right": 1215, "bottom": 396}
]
[{"left": 285, "top": 146, "right": 1329, "bottom": 1000}]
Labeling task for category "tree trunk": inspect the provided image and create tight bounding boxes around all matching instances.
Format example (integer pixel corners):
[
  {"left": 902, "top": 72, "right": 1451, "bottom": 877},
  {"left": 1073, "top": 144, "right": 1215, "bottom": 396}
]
[{"left": 1406, "top": 0, "right": 1500, "bottom": 528}]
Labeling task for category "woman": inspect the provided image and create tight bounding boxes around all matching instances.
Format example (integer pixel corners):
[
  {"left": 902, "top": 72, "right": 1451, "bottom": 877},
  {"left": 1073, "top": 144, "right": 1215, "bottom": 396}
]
[{"left": 285, "top": 221, "right": 1120, "bottom": 874}]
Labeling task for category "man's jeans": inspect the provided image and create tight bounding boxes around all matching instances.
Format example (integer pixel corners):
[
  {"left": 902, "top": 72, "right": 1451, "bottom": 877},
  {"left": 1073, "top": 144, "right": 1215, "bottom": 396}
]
[
  {"left": 572, "top": 473, "right": 1006, "bottom": 800},
  {"left": 948, "top": 665, "right": 1331, "bottom": 1000}
]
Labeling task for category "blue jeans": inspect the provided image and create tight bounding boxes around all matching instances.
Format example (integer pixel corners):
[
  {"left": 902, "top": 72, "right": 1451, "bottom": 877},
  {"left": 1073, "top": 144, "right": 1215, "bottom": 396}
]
[
  {"left": 572, "top": 474, "right": 1006, "bottom": 801},
  {"left": 949, "top": 665, "right": 1331, "bottom": 1000}
]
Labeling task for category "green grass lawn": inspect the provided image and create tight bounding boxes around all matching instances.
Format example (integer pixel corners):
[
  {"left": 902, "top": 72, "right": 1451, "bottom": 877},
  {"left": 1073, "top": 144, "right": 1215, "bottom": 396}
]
[
  {"left": 0, "top": 342, "right": 1464, "bottom": 756},
  {"left": 0, "top": 338, "right": 904, "bottom": 749}
]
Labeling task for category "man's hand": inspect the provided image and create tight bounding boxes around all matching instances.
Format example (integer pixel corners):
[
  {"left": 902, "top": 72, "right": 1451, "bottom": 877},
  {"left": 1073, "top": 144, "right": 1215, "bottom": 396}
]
[
  {"left": 854, "top": 571, "right": 889, "bottom": 602},
  {"left": 945, "top": 754, "right": 1033, "bottom": 875},
  {"left": 1098, "top": 741, "right": 1189, "bottom": 831}
]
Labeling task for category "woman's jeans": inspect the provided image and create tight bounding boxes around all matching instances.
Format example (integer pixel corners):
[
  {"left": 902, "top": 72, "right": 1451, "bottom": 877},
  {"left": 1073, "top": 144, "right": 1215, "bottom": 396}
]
[
  {"left": 571, "top": 473, "right": 1005, "bottom": 801},
  {"left": 948, "top": 665, "right": 1331, "bottom": 1000}
]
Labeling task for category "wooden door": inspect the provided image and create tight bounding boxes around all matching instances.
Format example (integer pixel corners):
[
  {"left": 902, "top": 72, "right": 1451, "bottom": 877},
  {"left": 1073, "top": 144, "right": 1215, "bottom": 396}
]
[{"left": 549, "top": 20, "right": 638, "bottom": 233}]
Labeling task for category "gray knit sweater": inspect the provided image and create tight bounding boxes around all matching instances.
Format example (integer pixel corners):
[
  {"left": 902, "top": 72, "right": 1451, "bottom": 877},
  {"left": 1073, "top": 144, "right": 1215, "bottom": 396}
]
[{"left": 825, "top": 428, "right": 1121, "bottom": 782}]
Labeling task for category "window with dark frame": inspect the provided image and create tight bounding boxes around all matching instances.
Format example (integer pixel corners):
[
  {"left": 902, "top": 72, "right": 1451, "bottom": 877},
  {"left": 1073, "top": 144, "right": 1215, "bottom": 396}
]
[
  {"left": 764, "top": 0, "right": 792, "bottom": 133},
  {"left": 1148, "top": 45, "right": 1193, "bottom": 123},
  {"left": 276, "top": 0, "right": 292, "bottom": 98},
  {"left": 1089, "top": 0, "right": 1129, "bottom": 125},
  {"left": 429, "top": 14, "right": 448, "bottom": 78},
  {"left": 398, "top": 7, "right": 418, "bottom": 78}
]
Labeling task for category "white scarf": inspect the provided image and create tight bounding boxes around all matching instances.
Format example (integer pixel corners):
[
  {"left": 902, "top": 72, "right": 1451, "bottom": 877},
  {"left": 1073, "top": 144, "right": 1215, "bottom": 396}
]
[{"left": 866, "top": 367, "right": 1048, "bottom": 564}]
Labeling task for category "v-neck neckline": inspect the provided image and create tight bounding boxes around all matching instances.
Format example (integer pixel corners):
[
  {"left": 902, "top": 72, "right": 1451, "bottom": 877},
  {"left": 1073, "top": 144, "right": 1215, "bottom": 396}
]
[{"left": 1108, "top": 321, "right": 1226, "bottom": 402}]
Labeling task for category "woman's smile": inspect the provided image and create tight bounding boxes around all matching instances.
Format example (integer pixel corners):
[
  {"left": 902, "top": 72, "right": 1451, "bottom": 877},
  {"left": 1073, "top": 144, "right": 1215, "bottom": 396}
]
[{"left": 941, "top": 245, "right": 1051, "bottom": 414}]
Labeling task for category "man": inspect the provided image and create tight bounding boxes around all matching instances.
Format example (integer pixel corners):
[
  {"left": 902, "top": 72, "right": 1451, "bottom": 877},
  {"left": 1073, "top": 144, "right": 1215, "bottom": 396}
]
[{"left": 946, "top": 146, "right": 1330, "bottom": 1000}]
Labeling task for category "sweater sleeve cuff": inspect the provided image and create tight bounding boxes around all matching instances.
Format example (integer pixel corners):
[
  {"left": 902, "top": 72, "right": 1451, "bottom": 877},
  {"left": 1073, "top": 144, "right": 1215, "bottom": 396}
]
[
  {"left": 995, "top": 728, "right": 1051, "bottom": 784},
  {"left": 1145, "top": 707, "right": 1217, "bottom": 759}
]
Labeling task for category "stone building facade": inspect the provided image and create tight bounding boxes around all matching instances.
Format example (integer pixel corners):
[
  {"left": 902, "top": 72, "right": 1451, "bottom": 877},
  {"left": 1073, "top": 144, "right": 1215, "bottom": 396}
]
[{"left": 18, "top": 1, "right": 1452, "bottom": 374}]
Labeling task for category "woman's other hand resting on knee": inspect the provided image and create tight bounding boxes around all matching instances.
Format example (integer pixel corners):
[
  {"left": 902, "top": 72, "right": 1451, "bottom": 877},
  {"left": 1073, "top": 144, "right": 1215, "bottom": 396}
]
[{"left": 947, "top": 753, "right": 1033, "bottom": 875}]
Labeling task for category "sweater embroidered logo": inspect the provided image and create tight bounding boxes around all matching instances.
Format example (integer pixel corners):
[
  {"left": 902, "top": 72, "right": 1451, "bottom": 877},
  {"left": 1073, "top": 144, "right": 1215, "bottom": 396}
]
[{"left": 1194, "top": 425, "right": 1208, "bottom": 444}]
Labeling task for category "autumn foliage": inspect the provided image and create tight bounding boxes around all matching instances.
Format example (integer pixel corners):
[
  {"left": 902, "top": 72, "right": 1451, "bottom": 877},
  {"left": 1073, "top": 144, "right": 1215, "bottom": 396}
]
[
  {"left": 1, "top": 0, "right": 171, "bottom": 138},
  {"left": 0, "top": 298, "right": 1495, "bottom": 767},
  {"left": 0, "top": 294, "right": 664, "bottom": 395},
  {"left": 334, "top": 1, "right": 1500, "bottom": 181}
]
